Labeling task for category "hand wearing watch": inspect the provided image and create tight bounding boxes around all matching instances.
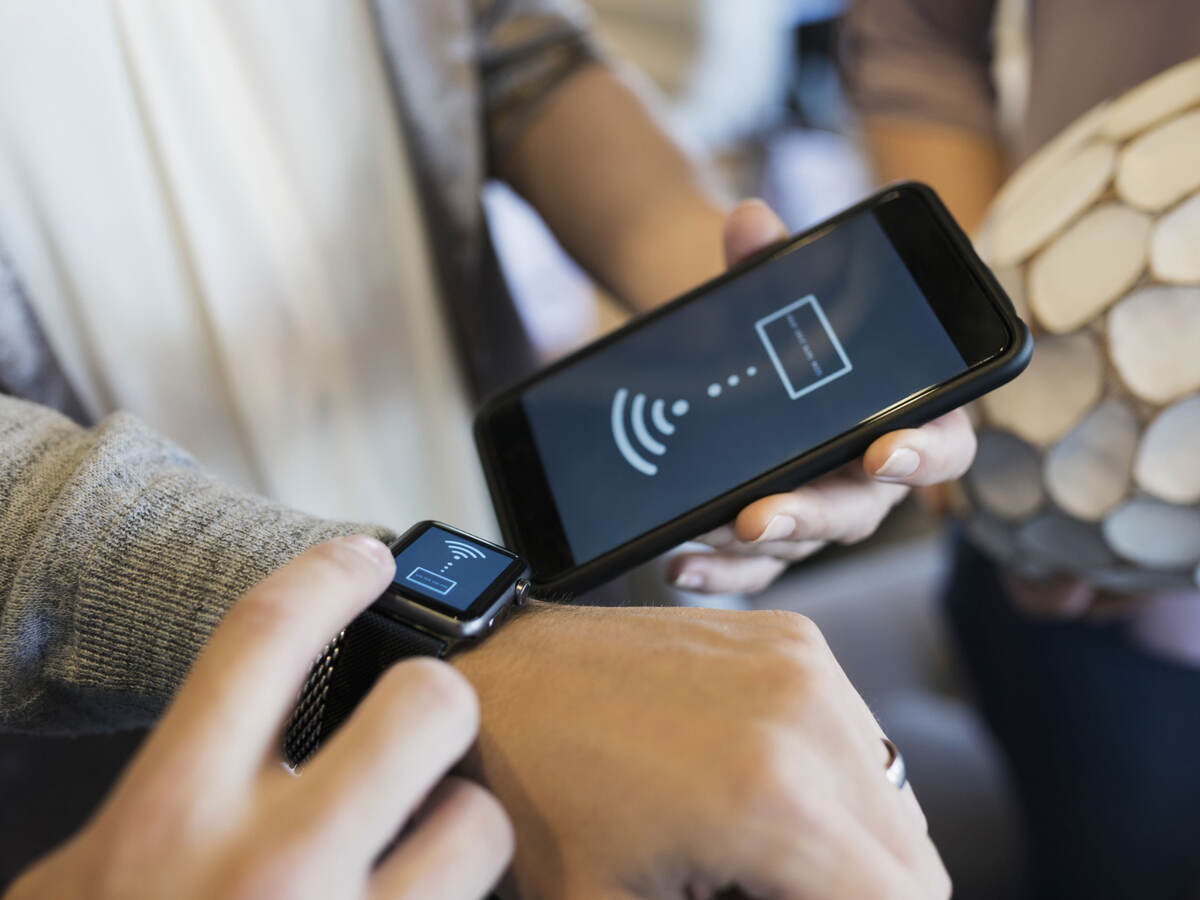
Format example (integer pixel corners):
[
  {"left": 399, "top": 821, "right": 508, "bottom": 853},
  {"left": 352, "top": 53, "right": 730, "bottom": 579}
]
[{"left": 284, "top": 521, "right": 529, "bottom": 767}]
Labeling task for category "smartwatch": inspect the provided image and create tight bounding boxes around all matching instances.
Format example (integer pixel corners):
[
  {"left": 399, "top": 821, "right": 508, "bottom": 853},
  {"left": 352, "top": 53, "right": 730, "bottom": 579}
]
[{"left": 284, "top": 521, "right": 530, "bottom": 767}]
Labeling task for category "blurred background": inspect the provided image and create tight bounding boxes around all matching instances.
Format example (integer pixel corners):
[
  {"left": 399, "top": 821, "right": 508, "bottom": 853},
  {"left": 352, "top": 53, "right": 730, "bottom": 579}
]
[{"left": 0, "top": 0, "right": 1030, "bottom": 895}]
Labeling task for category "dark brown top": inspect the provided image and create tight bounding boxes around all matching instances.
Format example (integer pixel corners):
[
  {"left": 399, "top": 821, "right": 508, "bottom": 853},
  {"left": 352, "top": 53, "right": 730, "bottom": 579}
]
[{"left": 845, "top": 0, "right": 1200, "bottom": 160}]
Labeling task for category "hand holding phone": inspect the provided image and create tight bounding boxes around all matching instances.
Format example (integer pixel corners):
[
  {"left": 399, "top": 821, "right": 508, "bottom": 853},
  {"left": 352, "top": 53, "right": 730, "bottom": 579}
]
[
  {"left": 668, "top": 201, "right": 979, "bottom": 594},
  {"left": 476, "top": 184, "right": 1030, "bottom": 596}
]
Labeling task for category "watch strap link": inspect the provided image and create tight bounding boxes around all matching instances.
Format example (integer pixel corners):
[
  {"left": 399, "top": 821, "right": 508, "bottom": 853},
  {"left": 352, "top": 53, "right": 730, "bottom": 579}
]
[{"left": 284, "top": 608, "right": 447, "bottom": 767}]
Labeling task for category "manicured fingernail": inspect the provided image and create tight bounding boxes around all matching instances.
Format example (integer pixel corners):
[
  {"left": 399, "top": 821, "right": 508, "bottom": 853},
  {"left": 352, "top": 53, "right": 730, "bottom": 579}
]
[
  {"left": 873, "top": 448, "right": 921, "bottom": 481},
  {"left": 755, "top": 515, "right": 797, "bottom": 543},
  {"left": 674, "top": 572, "right": 706, "bottom": 591},
  {"left": 342, "top": 534, "right": 395, "bottom": 571}
]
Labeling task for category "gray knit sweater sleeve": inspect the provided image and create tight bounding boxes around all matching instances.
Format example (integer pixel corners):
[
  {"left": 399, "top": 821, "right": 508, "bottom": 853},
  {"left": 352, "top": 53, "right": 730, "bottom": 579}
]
[{"left": 0, "top": 395, "right": 394, "bottom": 734}]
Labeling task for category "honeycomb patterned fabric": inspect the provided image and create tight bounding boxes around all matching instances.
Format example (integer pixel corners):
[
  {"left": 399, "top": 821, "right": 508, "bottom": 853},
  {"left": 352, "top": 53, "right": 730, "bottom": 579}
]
[{"left": 964, "top": 57, "right": 1200, "bottom": 593}]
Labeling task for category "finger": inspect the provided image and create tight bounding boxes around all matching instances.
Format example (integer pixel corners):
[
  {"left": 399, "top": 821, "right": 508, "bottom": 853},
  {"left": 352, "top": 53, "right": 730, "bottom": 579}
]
[
  {"left": 695, "top": 521, "right": 820, "bottom": 560},
  {"left": 812, "top": 731, "right": 948, "bottom": 898},
  {"left": 723, "top": 198, "right": 788, "bottom": 268},
  {"left": 699, "top": 538, "right": 829, "bottom": 561},
  {"left": 667, "top": 552, "right": 792, "bottom": 595},
  {"left": 140, "top": 536, "right": 395, "bottom": 786},
  {"left": 868, "top": 743, "right": 951, "bottom": 892},
  {"left": 813, "top": 663, "right": 947, "bottom": 888},
  {"left": 899, "top": 782, "right": 929, "bottom": 834},
  {"left": 285, "top": 658, "right": 480, "bottom": 871},
  {"left": 695, "top": 523, "right": 739, "bottom": 548},
  {"left": 650, "top": 602, "right": 931, "bottom": 875},
  {"left": 655, "top": 605, "right": 939, "bottom": 883},
  {"left": 690, "top": 544, "right": 826, "bottom": 564},
  {"left": 755, "top": 620, "right": 942, "bottom": 885},
  {"left": 734, "top": 803, "right": 941, "bottom": 900},
  {"left": 863, "top": 409, "right": 978, "bottom": 486},
  {"left": 732, "top": 477, "right": 908, "bottom": 546},
  {"left": 370, "top": 777, "right": 513, "bottom": 900}
]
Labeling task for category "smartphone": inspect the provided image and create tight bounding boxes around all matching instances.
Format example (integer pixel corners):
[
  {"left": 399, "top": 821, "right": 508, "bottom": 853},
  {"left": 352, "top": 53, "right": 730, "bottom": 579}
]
[{"left": 475, "top": 183, "right": 1032, "bottom": 595}]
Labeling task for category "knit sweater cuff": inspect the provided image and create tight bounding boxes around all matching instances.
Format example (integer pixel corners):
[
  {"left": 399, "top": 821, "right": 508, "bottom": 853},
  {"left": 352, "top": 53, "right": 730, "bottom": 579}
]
[{"left": 1, "top": 403, "right": 394, "bottom": 732}]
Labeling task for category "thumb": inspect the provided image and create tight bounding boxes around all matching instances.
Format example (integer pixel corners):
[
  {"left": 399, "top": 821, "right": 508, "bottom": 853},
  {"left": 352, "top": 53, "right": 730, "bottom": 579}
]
[{"left": 724, "top": 199, "right": 788, "bottom": 268}]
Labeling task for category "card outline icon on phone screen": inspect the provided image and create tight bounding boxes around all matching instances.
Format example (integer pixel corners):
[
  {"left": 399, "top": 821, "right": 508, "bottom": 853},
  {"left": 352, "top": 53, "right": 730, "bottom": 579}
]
[{"left": 755, "top": 294, "right": 853, "bottom": 399}]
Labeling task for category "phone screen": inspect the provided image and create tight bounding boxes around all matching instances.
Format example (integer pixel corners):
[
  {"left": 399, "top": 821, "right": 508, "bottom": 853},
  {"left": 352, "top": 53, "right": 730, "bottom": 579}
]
[{"left": 519, "top": 210, "right": 969, "bottom": 566}]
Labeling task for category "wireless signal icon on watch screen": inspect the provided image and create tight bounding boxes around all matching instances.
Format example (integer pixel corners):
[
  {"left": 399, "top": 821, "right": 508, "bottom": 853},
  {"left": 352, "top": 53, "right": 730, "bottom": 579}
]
[
  {"left": 445, "top": 540, "right": 485, "bottom": 561},
  {"left": 404, "top": 539, "right": 487, "bottom": 597},
  {"left": 610, "top": 388, "right": 689, "bottom": 477}
]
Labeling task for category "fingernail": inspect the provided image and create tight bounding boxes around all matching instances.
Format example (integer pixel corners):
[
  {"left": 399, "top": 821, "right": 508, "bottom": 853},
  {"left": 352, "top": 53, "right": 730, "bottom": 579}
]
[
  {"left": 755, "top": 515, "right": 797, "bottom": 543},
  {"left": 873, "top": 447, "right": 921, "bottom": 482},
  {"left": 342, "top": 534, "right": 395, "bottom": 571},
  {"left": 674, "top": 572, "right": 706, "bottom": 591}
]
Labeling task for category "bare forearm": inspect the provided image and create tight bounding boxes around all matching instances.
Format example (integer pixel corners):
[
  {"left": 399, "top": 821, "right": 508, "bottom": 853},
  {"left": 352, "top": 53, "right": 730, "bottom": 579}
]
[
  {"left": 499, "top": 64, "right": 730, "bottom": 312},
  {"left": 864, "top": 117, "right": 1006, "bottom": 235}
]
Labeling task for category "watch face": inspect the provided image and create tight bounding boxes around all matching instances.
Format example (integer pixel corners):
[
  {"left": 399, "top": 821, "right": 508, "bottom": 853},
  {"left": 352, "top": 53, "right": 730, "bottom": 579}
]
[{"left": 384, "top": 522, "right": 525, "bottom": 623}]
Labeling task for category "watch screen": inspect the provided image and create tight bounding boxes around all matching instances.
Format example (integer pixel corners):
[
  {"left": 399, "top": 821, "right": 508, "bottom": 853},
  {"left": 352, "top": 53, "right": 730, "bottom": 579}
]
[{"left": 391, "top": 526, "right": 517, "bottom": 612}]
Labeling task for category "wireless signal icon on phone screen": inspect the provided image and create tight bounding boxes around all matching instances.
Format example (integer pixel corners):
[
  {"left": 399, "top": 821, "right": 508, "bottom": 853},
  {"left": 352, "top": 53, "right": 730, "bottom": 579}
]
[{"left": 610, "top": 388, "right": 689, "bottom": 477}]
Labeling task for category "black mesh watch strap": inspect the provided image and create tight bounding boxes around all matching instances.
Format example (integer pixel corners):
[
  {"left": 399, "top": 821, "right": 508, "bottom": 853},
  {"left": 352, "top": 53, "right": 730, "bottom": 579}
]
[{"left": 284, "top": 608, "right": 447, "bottom": 767}]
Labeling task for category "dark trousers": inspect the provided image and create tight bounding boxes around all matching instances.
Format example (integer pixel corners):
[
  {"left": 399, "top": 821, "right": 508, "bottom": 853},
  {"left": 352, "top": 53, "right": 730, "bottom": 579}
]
[{"left": 944, "top": 536, "right": 1200, "bottom": 900}]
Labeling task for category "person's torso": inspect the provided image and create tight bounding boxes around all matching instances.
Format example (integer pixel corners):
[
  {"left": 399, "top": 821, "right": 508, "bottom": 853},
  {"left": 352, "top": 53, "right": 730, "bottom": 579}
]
[
  {"left": 1021, "top": 0, "right": 1200, "bottom": 156},
  {"left": 0, "top": 0, "right": 496, "bottom": 534}
]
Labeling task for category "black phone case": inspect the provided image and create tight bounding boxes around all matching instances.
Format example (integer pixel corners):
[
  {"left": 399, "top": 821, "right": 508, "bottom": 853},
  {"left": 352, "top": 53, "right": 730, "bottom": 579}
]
[{"left": 475, "top": 183, "right": 1033, "bottom": 597}]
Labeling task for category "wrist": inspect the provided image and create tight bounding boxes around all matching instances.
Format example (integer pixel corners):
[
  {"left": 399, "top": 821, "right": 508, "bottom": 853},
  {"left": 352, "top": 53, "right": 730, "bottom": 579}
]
[
  {"left": 449, "top": 599, "right": 559, "bottom": 686},
  {"left": 449, "top": 600, "right": 567, "bottom": 781}
]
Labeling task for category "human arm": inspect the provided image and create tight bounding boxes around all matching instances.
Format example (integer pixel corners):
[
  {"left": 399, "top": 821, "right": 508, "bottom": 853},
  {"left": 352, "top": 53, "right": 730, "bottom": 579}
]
[
  {"left": 6, "top": 538, "right": 512, "bottom": 900},
  {"left": 844, "top": 0, "right": 1006, "bottom": 233},
  {"left": 497, "top": 62, "right": 730, "bottom": 311},
  {"left": 478, "top": 4, "right": 978, "bottom": 594},
  {"left": 863, "top": 119, "right": 1005, "bottom": 234},
  {"left": 0, "top": 395, "right": 393, "bottom": 732},
  {"left": 478, "top": 0, "right": 729, "bottom": 311},
  {"left": 845, "top": 0, "right": 1200, "bottom": 635},
  {"left": 0, "top": 395, "right": 947, "bottom": 897},
  {"left": 456, "top": 601, "right": 950, "bottom": 899}
]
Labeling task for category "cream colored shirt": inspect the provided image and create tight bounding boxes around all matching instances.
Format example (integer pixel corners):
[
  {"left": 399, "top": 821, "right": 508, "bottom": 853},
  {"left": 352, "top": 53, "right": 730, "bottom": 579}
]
[{"left": 0, "top": 0, "right": 495, "bottom": 534}]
